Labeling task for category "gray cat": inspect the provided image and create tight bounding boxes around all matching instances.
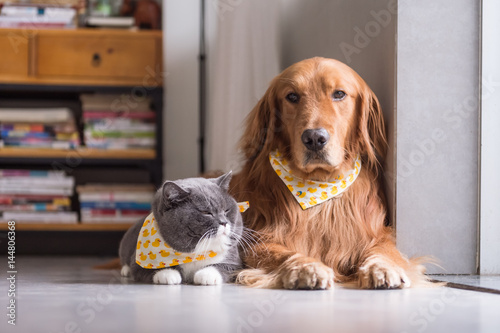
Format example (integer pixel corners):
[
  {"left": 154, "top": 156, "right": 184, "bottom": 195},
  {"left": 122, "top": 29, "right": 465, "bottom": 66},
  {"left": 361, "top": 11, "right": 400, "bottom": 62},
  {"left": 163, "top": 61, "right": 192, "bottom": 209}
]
[{"left": 119, "top": 172, "right": 244, "bottom": 285}]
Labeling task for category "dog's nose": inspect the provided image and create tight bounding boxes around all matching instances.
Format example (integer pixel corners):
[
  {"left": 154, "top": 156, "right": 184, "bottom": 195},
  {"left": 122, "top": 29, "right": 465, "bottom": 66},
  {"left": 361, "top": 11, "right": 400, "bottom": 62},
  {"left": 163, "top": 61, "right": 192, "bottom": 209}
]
[{"left": 301, "top": 128, "right": 329, "bottom": 151}]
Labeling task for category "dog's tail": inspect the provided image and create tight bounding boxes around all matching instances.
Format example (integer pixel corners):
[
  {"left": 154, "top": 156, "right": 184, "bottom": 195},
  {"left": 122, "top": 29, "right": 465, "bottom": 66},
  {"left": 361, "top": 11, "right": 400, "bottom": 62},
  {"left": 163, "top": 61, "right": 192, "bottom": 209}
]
[
  {"left": 236, "top": 268, "right": 283, "bottom": 289},
  {"left": 405, "top": 256, "right": 446, "bottom": 288},
  {"left": 93, "top": 258, "right": 121, "bottom": 270}
]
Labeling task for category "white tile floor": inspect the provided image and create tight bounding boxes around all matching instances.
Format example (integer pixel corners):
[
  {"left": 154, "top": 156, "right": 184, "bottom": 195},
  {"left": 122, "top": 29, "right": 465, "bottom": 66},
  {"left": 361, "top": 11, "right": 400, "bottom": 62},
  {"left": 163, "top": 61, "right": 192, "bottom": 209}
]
[{"left": 2, "top": 257, "right": 500, "bottom": 333}]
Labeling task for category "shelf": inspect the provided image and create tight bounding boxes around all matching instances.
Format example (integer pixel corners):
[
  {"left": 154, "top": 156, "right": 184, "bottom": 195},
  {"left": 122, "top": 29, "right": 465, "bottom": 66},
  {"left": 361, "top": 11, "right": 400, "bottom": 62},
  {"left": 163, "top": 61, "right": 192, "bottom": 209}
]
[
  {"left": 0, "top": 222, "right": 133, "bottom": 231},
  {"left": 0, "top": 147, "right": 156, "bottom": 159}
]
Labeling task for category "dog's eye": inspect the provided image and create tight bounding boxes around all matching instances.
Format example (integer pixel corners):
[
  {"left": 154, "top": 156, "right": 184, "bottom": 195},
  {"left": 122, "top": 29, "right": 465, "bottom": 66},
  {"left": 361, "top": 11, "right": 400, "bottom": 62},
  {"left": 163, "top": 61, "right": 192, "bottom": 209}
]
[
  {"left": 286, "top": 93, "right": 300, "bottom": 104},
  {"left": 332, "top": 90, "right": 346, "bottom": 101}
]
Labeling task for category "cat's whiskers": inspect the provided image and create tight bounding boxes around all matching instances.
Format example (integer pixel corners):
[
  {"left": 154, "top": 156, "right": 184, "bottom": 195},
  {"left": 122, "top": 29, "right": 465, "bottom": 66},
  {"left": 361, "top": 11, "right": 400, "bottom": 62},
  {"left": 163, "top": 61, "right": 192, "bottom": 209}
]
[
  {"left": 239, "top": 228, "right": 267, "bottom": 256},
  {"left": 229, "top": 229, "right": 257, "bottom": 257},
  {"left": 240, "top": 236, "right": 257, "bottom": 257},
  {"left": 194, "top": 230, "right": 211, "bottom": 255},
  {"left": 198, "top": 227, "right": 218, "bottom": 256}
]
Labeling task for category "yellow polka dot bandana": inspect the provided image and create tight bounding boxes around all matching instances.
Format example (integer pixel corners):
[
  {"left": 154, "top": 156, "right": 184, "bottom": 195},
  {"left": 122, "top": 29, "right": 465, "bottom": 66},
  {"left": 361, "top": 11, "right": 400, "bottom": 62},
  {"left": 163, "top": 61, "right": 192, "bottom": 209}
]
[
  {"left": 269, "top": 150, "right": 361, "bottom": 210},
  {"left": 136, "top": 202, "right": 250, "bottom": 269}
]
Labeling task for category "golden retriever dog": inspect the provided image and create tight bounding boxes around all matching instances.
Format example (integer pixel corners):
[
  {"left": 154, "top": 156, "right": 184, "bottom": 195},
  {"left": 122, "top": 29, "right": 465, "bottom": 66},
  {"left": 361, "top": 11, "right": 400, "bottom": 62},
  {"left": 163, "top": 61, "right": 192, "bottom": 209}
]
[{"left": 230, "top": 57, "right": 428, "bottom": 289}]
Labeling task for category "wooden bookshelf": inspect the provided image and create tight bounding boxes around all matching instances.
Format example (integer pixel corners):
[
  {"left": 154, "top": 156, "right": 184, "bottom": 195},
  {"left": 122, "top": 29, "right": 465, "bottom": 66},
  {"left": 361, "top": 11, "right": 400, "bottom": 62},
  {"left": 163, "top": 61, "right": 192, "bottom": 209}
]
[
  {"left": 0, "top": 222, "right": 133, "bottom": 231},
  {"left": 0, "top": 27, "right": 163, "bottom": 254},
  {"left": 0, "top": 147, "right": 156, "bottom": 159}
]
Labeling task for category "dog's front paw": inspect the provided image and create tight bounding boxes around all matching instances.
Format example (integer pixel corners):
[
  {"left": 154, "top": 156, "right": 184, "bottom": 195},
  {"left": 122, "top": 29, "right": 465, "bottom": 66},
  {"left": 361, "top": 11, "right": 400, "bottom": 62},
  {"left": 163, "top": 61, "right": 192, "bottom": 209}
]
[
  {"left": 153, "top": 269, "right": 182, "bottom": 285},
  {"left": 280, "top": 255, "right": 334, "bottom": 290},
  {"left": 359, "top": 256, "right": 411, "bottom": 289},
  {"left": 194, "top": 266, "right": 223, "bottom": 285}
]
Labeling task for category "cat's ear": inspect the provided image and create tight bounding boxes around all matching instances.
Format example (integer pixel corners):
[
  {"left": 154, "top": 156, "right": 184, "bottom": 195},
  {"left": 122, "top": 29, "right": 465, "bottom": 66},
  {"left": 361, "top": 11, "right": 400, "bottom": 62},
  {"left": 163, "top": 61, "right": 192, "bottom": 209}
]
[
  {"left": 162, "top": 182, "right": 190, "bottom": 206},
  {"left": 213, "top": 171, "right": 232, "bottom": 191}
]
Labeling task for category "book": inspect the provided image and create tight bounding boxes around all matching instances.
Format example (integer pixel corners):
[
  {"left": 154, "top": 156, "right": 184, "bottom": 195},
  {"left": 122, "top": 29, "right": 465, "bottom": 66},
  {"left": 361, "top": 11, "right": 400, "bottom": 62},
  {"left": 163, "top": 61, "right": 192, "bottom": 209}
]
[
  {"left": 0, "top": 169, "right": 76, "bottom": 222},
  {"left": 84, "top": 138, "right": 155, "bottom": 149},
  {"left": 0, "top": 196, "right": 70, "bottom": 205},
  {"left": 79, "top": 216, "right": 140, "bottom": 223},
  {"left": 80, "top": 208, "right": 148, "bottom": 223},
  {"left": 0, "top": 4, "right": 76, "bottom": 28},
  {"left": 0, "top": 169, "right": 66, "bottom": 178},
  {"left": 0, "top": 108, "right": 73, "bottom": 123},
  {"left": 77, "top": 184, "right": 156, "bottom": 193},
  {"left": 77, "top": 182, "right": 154, "bottom": 223},
  {"left": 0, "top": 176, "right": 74, "bottom": 187},
  {"left": 80, "top": 201, "right": 151, "bottom": 210},
  {"left": 78, "top": 192, "right": 154, "bottom": 202},
  {"left": 0, "top": 204, "right": 70, "bottom": 212},
  {"left": 2, "top": 211, "right": 78, "bottom": 223},
  {"left": 80, "top": 94, "right": 152, "bottom": 112},
  {"left": 0, "top": 0, "right": 81, "bottom": 6},
  {"left": 0, "top": 109, "right": 80, "bottom": 149},
  {"left": 0, "top": 186, "right": 73, "bottom": 196},
  {"left": 0, "top": 123, "right": 77, "bottom": 133},
  {"left": 86, "top": 16, "right": 135, "bottom": 28},
  {"left": 83, "top": 111, "right": 155, "bottom": 120}
]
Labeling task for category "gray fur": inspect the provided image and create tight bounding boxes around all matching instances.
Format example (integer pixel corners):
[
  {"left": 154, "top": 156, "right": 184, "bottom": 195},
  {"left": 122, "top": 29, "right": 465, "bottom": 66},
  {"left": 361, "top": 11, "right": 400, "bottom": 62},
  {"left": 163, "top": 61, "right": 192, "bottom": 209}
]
[{"left": 119, "top": 172, "right": 243, "bottom": 283}]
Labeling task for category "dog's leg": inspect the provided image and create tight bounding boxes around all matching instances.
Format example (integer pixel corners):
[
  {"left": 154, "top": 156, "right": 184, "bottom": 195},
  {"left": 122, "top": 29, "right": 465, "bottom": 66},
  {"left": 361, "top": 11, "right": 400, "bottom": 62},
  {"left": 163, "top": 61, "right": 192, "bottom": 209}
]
[
  {"left": 357, "top": 237, "right": 427, "bottom": 289},
  {"left": 239, "top": 243, "right": 334, "bottom": 290}
]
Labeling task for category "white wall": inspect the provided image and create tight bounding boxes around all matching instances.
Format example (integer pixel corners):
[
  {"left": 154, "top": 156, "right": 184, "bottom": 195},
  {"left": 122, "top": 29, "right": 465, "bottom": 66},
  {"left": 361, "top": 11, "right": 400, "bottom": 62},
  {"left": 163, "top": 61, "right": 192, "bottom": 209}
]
[
  {"left": 163, "top": 0, "right": 200, "bottom": 180},
  {"left": 396, "top": 0, "right": 480, "bottom": 274},
  {"left": 480, "top": 0, "right": 500, "bottom": 274}
]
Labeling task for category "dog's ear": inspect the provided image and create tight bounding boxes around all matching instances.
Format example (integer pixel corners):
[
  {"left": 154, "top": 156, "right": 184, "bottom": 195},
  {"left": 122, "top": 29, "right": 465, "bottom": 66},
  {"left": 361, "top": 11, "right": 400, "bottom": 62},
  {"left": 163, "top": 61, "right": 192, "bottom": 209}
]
[
  {"left": 357, "top": 85, "right": 387, "bottom": 170},
  {"left": 240, "top": 79, "right": 279, "bottom": 160}
]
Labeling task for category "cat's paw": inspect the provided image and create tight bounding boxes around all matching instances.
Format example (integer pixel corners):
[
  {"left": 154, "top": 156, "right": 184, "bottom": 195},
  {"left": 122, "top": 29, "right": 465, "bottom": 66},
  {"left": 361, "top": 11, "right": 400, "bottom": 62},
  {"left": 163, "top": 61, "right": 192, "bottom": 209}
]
[
  {"left": 120, "top": 265, "right": 131, "bottom": 277},
  {"left": 153, "top": 269, "right": 182, "bottom": 285},
  {"left": 193, "top": 266, "right": 223, "bottom": 286}
]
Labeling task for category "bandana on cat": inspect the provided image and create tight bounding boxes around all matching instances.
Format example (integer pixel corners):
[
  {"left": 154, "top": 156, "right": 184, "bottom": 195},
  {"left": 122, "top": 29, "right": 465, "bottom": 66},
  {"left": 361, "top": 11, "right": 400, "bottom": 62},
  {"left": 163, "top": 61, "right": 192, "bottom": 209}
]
[
  {"left": 136, "top": 202, "right": 249, "bottom": 269},
  {"left": 269, "top": 150, "right": 361, "bottom": 210}
]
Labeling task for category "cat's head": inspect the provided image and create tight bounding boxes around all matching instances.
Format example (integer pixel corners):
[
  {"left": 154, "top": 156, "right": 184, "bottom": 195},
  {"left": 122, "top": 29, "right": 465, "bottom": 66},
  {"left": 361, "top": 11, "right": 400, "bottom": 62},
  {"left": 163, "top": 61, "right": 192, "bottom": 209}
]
[{"left": 151, "top": 171, "right": 243, "bottom": 253}]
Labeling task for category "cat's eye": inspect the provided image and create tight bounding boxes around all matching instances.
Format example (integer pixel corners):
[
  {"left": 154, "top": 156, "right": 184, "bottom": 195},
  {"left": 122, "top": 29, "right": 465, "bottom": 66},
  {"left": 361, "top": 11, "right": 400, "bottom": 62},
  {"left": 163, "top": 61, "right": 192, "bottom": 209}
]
[
  {"left": 201, "top": 211, "right": 213, "bottom": 216},
  {"left": 224, "top": 209, "right": 231, "bottom": 214}
]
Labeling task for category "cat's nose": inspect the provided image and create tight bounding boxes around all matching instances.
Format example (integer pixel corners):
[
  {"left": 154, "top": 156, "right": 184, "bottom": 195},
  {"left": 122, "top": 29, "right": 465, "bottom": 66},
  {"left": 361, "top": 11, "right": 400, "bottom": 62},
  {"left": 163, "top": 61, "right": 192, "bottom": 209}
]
[{"left": 219, "top": 221, "right": 228, "bottom": 227}]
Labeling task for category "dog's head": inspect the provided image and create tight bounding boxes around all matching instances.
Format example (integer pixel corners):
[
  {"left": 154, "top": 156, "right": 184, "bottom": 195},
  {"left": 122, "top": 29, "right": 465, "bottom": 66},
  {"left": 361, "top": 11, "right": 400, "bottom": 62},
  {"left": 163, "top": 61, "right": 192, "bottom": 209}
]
[{"left": 241, "top": 57, "right": 387, "bottom": 180}]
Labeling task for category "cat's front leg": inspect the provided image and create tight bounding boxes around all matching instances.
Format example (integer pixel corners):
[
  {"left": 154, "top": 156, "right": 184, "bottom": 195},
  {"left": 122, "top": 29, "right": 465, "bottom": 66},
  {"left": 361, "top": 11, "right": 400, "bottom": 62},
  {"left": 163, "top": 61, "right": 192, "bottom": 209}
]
[
  {"left": 153, "top": 268, "right": 182, "bottom": 285},
  {"left": 193, "top": 266, "right": 223, "bottom": 285}
]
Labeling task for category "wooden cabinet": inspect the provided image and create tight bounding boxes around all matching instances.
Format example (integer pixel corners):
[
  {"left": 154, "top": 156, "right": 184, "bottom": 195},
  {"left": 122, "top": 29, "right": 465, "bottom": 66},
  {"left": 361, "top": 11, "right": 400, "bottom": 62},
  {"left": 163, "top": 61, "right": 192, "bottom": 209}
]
[
  {"left": 0, "top": 28, "right": 162, "bottom": 86},
  {"left": 0, "top": 33, "right": 30, "bottom": 79}
]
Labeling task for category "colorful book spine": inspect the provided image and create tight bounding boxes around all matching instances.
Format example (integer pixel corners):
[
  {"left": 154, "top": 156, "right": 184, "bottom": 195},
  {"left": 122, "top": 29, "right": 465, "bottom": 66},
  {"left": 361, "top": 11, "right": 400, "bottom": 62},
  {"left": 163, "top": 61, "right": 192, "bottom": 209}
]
[
  {"left": 0, "top": 204, "right": 69, "bottom": 212},
  {"left": 80, "top": 202, "right": 151, "bottom": 210},
  {"left": 0, "top": 169, "right": 66, "bottom": 178},
  {"left": 83, "top": 111, "right": 156, "bottom": 120}
]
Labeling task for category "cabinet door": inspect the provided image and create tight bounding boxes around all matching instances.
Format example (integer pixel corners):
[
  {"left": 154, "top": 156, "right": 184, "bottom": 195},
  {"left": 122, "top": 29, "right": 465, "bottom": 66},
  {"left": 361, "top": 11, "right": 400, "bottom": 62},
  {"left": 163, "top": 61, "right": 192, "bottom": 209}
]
[
  {"left": 36, "top": 35, "right": 158, "bottom": 82},
  {"left": 0, "top": 31, "right": 29, "bottom": 80}
]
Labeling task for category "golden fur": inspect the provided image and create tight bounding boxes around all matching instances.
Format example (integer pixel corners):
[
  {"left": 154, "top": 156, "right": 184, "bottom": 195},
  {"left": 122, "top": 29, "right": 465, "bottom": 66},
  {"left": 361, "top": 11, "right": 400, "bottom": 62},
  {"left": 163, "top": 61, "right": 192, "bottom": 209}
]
[{"left": 230, "top": 57, "right": 430, "bottom": 289}]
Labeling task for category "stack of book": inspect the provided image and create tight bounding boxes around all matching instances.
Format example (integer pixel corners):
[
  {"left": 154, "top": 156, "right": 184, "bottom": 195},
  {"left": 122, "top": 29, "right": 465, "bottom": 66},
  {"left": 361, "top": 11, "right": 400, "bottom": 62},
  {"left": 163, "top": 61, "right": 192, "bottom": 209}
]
[
  {"left": 0, "top": 1, "right": 80, "bottom": 28},
  {"left": 81, "top": 94, "right": 156, "bottom": 150},
  {"left": 77, "top": 184, "right": 155, "bottom": 223},
  {"left": 0, "top": 169, "right": 77, "bottom": 223},
  {"left": 0, "top": 108, "right": 80, "bottom": 149}
]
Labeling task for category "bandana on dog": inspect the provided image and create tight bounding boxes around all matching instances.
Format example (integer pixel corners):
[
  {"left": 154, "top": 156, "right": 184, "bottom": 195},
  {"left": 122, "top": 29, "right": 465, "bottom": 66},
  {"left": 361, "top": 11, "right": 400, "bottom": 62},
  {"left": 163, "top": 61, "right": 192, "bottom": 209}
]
[
  {"left": 269, "top": 150, "right": 361, "bottom": 210},
  {"left": 136, "top": 202, "right": 250, "bottom": 269}
]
